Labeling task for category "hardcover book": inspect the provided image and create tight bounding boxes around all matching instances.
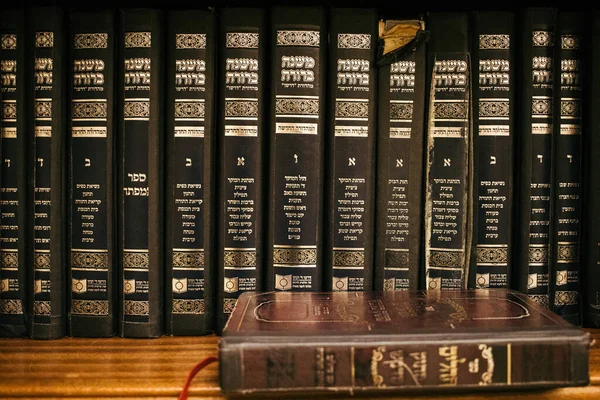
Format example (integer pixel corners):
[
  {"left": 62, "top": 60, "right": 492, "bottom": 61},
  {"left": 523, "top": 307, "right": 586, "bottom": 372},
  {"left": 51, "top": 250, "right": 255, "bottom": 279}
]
[
  {"left": 469, "top": 12, "right": 515, "bottom": 290},
  {"left": 117, "top": 9, "right": 164, "bottom": 338},
  {"left": 68, "top": 10, "right": 116, "bottom": 338},
  {"left": 220, "top": 290, "right": 589, "bottom": 394},
  {"left": 324, "top": 8, "right": 378, "bottom": 292},
  {"left": 0, "top": 9, "right": 30, "bottom": 337},
  {"left": 375, "top": 19, "right": 426, "bottom": 291},
  {"left": 165, "top": 9, "right": 216, "bottom": 336},
  {"left": 266, "top": 7, "right": 327, "bottom": 292},
  {"left": 28, "top": 7, "right": 67, "bottom": 340},
  {"left": 423, "top": 13, "right": 472, "bottom": 290},
  {"left": 216, "top": 8, "right": 265, "bottom": 333}
]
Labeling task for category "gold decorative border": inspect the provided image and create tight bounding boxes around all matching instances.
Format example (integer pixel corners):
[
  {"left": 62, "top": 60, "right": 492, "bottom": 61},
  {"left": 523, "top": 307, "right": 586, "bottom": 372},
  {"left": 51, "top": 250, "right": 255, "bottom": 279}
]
[
  {"left": 479, "top": 34, "right": 510, "bottom": 50},
  {"left": 429, "top": 250, "right": 464, "bottom": 268},
  {"left": 532, "top": 30, "right": 554, "bottom": 47},
  {"left": 74, "top": 33, "right": 107, "bottom": 49},
  {"left": 34, "top": 253, "right": 51, "bottom": 269},
  {"left": 554, "top": 291, "right": 578, "bottom": 306},
  {"left": 176, "top": 34, "right": 206, "bottom": 49},
  {"left": 1, "top": 34, "right": 17, "bottom": 50},
  {"left": 173, "top": 299, "right": 205, "bottom": 315},
  {"left": 224, "top": 250, "right": 256, "bottom": 267},
  {"left": 528, "top": 245, "right": 549, "bottom": 265},
  {"left": 71, "top": 299, "right": 109, "bottom": 315},
  {"left": 1, "top": 252, "right": 18, "bottom": 268},
  {"left": 226, "top": 33, "right": 258, "bottom": 49},
  {"left": 35, "top": 32, "right": 54, "bottom": 48},
  {"left": 125, "top": 32, "right": 151, "bottom": 48},
  {"left": 337, "top": 33, "right": 370, "bottom": 49},
  {"left": 476, "top": 245, "right": 508, "bottom": 265},
  {"left": 557, "top": 243, "right": 579, "bottom": 263},
  {"left": 273, "top": 248, "right": 317, "bottom": 265},
  {"left": 332, "top": 250, "right": 364, "bottom": 267},
  {"left": 124, "top": 300, "right": 149, "bottom": 316},
  {"left": 561, "top": 34, "right": 580, "bottom": 50},
  {"left": 335, "top": 101, "right": 369, "bottom": 118},
  {"left": 123, "top": 252, "right": 149, "bottom": 269},
  {"left": 71, "top": 251, "right": 109, "bottom": 269},
  {"left": 223, "top": 298, "right": 237, "bottom": 314},
  {"left": 528, "top": 294, "right": 549, "bottom": 309},
  {"left": 390, "top": 102, "right": 413, "bottom": 120},
  {"left": 34, "top": 301, "right": 51, "bottom": 316},
  {"left": 276, "top": 30, "right": 319, "bottom": 47},
  {"left": 276, "top": 98, "right": 318, "bottom": 115},
  {"left": 172, "top": 251, "right": 204, "bottom": 268},
  {"left": 0, "top": 299, "right": 23, "bottom": 314}
]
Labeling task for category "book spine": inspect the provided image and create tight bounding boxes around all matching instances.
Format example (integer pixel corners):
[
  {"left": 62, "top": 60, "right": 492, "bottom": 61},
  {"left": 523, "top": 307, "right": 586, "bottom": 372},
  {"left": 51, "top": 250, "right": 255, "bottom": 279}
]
[
  {"left": 324, "top": 8, "right": 377, "bottom": 292},
  {"left": 266, "top": 7, "right": 326, "bottom": 291},
  {"left": 220, "top": 335, "right": 589, "bottom": 393},
  {"left": 69, "top": 10, "right": 116, "bottom": 338},
  {"left": 118, "top": 9, "right": 163, "bottom": 338},
  {"left": 584, "top": 12, "right": 600, "bottom": 328},
  {"left": 0, "top": 9, "right": 30, "bottom": 337},
  {"left": 551, "top": 12, "right": 584, "bottom": 325},
  {"left": 29, "top": 7, "right": 66, "bottom": 339},
  {"left": 374, "top": 23, "right": 426, "bottom": 291},
  {"left": 469, "top": 12, "right": 515, "bottom": 289},
  {"left": 424, "top": 13, "right": 472, "bottom": 290},
  {"left": 165, "top": 10, "right": 215, "bottom": 336},
  {"left": 516, "top": 8, "right": 556, "bottom": 309},
  {"left": 216, "top": 8, "right": 265, "bottom": 332}
]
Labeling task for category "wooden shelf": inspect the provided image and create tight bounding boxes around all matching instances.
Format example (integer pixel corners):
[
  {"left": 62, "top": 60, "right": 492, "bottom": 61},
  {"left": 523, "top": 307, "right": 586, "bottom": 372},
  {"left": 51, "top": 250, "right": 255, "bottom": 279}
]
[{"left": 2, "top": 329, "right": 600, "bottom": 399}]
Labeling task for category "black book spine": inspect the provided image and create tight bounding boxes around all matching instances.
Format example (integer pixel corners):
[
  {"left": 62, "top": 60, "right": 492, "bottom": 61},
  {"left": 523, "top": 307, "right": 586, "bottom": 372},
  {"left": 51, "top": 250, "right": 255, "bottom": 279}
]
[
  {"left": 165, "top": 9, "right": 216, "bottom": 336},
  {"left": 266, "top": 7, "right": 326, "bottom": 291},
  {"left": 118, "top": 9, "right": 163, "bottom": 338},
  {"left": 469, "top": 12, "right": 515, "bottom": 289},
  {"left": 584, "top": 12, "right": 600, "bottom": 328},
  {"left": 516, "top": 8, "right": 556, "bottom": 309},
  {"left": 28, "top": 7, "right": 66, "bottom": 339},
  {"left": 324, "top": 8, "right": 377, "bottom": 292},
  {"left": 216, "top": 8, "right": 265, "bottom": 332},
  {"left": 0, "top": 9, "right": 30, "bottom": 337},
  {"left": 551, "top": 12, "right": 584, "bottom": 325},
  {"left": 374, "top": 21, "right": 426, "bottom": 291},
  {"left": 69, "top": 10, "right": 116, "bottom": 338},
  {"left": 424, "top": 13, "right": 472, "bottom": 290}
]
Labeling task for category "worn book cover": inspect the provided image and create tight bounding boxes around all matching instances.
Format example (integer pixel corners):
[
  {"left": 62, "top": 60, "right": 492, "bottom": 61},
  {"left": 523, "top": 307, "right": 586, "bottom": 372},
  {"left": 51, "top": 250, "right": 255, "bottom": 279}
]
[{"left": 220, "top": 289, "right": 589, "bottom": 394}]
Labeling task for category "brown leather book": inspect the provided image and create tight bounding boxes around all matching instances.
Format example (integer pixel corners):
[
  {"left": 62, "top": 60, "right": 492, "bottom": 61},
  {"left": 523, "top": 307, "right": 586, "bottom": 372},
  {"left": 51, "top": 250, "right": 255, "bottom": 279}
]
[{"left": 220, "top": 289, "right": 589, "bottom": 395}]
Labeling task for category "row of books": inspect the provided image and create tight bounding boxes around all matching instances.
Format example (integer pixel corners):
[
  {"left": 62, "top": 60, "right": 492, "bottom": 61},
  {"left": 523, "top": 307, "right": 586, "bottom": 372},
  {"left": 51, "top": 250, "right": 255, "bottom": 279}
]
[{"left": 0, "top": 6, "right": 597, "bottom": 339}]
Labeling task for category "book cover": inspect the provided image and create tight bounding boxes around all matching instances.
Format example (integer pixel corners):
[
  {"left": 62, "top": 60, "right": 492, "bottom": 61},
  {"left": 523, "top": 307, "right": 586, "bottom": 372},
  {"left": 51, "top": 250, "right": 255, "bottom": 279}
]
[
  {"left": 374, "top": 19, "right": 426, "bottom": 291},
  {"left": 28, "top": 7, "right": 67, "bottom": 339},
  {"left": 423, "top": 12, "right": 472, "bottom": 290},
  {"left": 165, "top": 9, "right": 216, "bottom": 336},
  {"left": 516, "top": 8, "right": 557, "bottom": 309},
  {"left": 266, "top": 7, "right": 327, "bottom": 292},
  {"left": 324, "top": 8, "right": 377, "bottom": 292},
  {"left": 469, "top": 11, "right": 515, "bottom": 290},
  {"left": 216, "top": 8, "right": 265, "bottom": 333},
  {"left": 220, "top": 290, "right": 590, "bottom": 394},
  {"left": 69, "top": 10, "right": 116, "bottom": 338},
  {"left": 117, "top": 9, "right": 163, "bottom": 338},
  {"left": 0, "top": 9, "right": 30, "bottom": 337}
]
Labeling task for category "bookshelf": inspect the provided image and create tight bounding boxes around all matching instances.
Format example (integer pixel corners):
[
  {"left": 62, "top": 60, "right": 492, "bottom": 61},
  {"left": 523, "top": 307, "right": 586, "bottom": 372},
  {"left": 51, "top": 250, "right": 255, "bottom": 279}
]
[{"left": 0, "top": 330, "right": 599, "bottom": 398}]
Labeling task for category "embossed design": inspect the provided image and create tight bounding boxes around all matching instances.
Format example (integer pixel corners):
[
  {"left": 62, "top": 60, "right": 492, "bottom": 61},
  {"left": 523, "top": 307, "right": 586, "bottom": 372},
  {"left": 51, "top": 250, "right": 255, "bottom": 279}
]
[
  {"left": 527, "top": 273, "right": 538, "bottom": 290},
  {"left": 35, "top": 100, "right": 52, "bottom": 118},
  {"left": 223, "top": 298, "right": 237, "bottom": 314},
  {"left": 123, "top": 252, "right": 149, "bottom": 269},
  {"left": 429, "top": 250, "right": 464, "bottom": 268},
  {"left": 267, "top": 349, "right": 295, "bottom": 387},
  {"left": 561, "top": 34, "right": 580, "bottom": 50},
  {"left": 554, "top": 291, "right": 578, "bottom": 306},
  {"left": 337, "top": 33, "right": 370, "bottom": 49},
  {"left": 528, "top": 245, "right": 549, "bottom": 264},
  {"left": 390, "top": 102, "right": 413, "bottom": 120},
  {"left": 226, "top": 33, "right": 259, "bottom": 49},
  {"left": 224, "top": 251, "right": 256, "bottom": 267},
  {"left": 125, "top": 32, "right": 151, "bottom": 48},
  {"left": 528, "top": 294, "right": 549, "bottom": 309},
  {"left": 476, "top": 246, "right": 508, "bottom": 265},
  {"left": 385, "top": 250, "right": 409, "bottom": 268},
  {"left": 34, "top": 253, "right": 51, "bottom": 269},
  {"left": 333, "top": 250, "right": 364, "bottom": 267},
  {"left": 175, "top": 101, "right": 205, "bottom": 119},
  {"left": 275, "top": 274, "right": 292, "bottom": 291},
  {"left": 1, "top": 34, "right": 17, "bottom": 50},
  {"left": 176, "top": 34, "right": 206, "bottom": 49},
  {"left": 71, "top": 251, "right": 109, "bottom": 268},
  {"left": 172, "top": 251, "right": 204, "bottom": 268},
  {"left": 72, "top": 102, "right": 107, "bottom": 119},
  {"left": 383, "top": 278, "right": 395, "bottom": 291},
  {"left": 558, "top": 243, "right": 579, "bottom": 262},
  {"left": 34, "top": 301, "right": 51, "bottom": 316},
  {"left": 476, "top": 273, "right": 490, "bottom": 288},
  {"left": 2, "top": 102, "right": 17, "bottom": 120},
  {"left": 427, "top": 276, "right": 442, "bottom": 290},
  {"left": 433, "top": 102, "right": 467, "bottom": 120},
  {"left": 1, "top": 252, "right": 18, "bottom": 268},
  {"left": 478, "top": 344, "right": 495, "bottom": 385},
  {"left": 72, "top": 300, "right": 109, "bottom": 315},
  {"left": 479, "top": 34, "right": 509, "bottom": 50},
  {"left": 173, "top": 299, "right": 205, "bottom": 315},
  {"left": 479, "top": 100, "right": 509, "bottom": 118},
  {"left": 556, "top": 270, "right": 568, "bottom": 286},
  {"left": 561, "top": 99, "right": 581, "bottom": 118},
  {"left": 276, "top": 98, "right": 318, "bottom": 115},
  {"left": 532, "top": 98, "right": 552, "bottom": 116},
  {"left": 0, "top": 299, "right": 23, "bottom": 314},
  {"left": 74, "top": 33, "right": 108, "bottom": 49},
  {"left": 277, "top": 30, "right": 320, "bottom": 47},
  {"left": 332, "top": 277, "right": 348, "bottom": 291},
  {"left": 124, "top": 300, "right": 149, "bottom": 316},
  {"left": 35, "top": 32, "right": 54, "bottom": 48},
  {"left": 225, "top": 100, "right": 258, "bottom": 118},
  {"left": 532, "top": 30, "right": 553, "bottom": 47},
  {"left": 335, "top": 101, "right": 368, "bottom": 119},
  {"left": 124, "top": 101, "right": 150, "bottom": 118},
  {"left": 273, "top": 248, "right": 317, "bottom": 265},
  {"left": 224, "top": 277, "right": 239, "bottom": 293}
]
